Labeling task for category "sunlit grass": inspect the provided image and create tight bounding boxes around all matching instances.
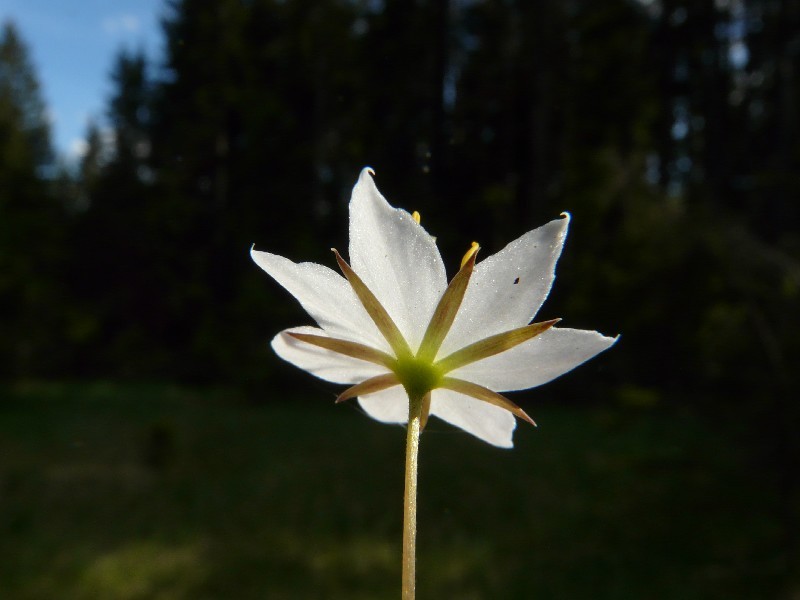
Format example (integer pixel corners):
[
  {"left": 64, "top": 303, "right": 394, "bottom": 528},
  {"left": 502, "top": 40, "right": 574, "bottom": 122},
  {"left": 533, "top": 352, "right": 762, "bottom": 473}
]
[{"left": 0, "top": 382, "right": 792, "bottom": 598}]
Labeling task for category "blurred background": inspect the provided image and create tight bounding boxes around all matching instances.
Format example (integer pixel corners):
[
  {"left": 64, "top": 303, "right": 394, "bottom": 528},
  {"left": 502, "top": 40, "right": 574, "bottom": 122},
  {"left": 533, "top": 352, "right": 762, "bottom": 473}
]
[{"left": 1, "top": 0, "right": 798, "bottom": 598}]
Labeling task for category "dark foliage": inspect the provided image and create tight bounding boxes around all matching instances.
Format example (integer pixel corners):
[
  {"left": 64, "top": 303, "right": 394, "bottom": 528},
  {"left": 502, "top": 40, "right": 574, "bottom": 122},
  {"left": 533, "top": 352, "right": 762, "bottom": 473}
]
[
  {"left": 1, "top": 0, "right": 797, "bottom": 419},
  {"left": 1, "top": 0, "right": 797, "bottom": 405}
]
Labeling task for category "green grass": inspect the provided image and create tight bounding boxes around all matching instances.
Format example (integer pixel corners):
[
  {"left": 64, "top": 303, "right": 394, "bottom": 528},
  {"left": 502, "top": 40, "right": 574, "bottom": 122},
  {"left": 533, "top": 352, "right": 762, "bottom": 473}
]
[{"left": 0, "top": 382, "right": 793, "bottom": 599}]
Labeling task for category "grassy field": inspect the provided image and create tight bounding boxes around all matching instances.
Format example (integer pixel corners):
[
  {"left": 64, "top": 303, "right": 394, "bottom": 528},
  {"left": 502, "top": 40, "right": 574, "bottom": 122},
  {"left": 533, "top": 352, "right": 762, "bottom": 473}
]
[{"left": 0, "top": 382, "right": 794, "bottom": 599}]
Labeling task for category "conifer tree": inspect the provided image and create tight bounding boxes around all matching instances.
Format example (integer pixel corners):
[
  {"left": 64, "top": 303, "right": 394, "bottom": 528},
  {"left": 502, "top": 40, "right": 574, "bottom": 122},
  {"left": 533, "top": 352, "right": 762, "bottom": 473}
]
[{"left": 0, "top": 20, "right": 61, "bottom": 377}]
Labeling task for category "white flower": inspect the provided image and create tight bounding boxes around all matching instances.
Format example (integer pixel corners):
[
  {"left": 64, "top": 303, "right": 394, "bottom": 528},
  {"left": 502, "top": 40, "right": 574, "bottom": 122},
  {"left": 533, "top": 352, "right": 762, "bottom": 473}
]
[{"left": 251, "top": 168, "right": 617, "bottom": 447}]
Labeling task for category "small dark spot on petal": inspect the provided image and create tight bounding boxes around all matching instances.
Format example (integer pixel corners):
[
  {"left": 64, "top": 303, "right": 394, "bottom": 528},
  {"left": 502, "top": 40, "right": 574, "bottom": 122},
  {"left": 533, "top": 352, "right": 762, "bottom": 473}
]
[{"left": 513, "top": 277, "right": 520, "bottom": 284}]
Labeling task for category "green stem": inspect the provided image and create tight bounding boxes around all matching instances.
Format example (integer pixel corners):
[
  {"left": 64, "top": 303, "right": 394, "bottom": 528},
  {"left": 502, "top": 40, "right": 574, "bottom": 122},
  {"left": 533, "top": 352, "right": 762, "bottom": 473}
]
[{"left": 402, "top": 393, "right": 424, "bottom": 600}]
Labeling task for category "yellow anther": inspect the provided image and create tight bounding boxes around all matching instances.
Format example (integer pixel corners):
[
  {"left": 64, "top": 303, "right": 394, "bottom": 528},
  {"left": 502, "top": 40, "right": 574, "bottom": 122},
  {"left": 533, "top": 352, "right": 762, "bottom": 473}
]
[
  {"left": 412, "top": 211, "right": 421, "bottom": 224},
  {"left": 460, "top": 241, "right": 480, "bottom": 268}
]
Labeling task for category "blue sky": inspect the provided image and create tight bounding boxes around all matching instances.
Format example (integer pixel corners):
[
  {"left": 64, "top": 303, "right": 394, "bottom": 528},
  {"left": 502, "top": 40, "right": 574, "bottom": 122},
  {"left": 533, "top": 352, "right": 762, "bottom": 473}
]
[{"left": 3, "top": 0, "right": 164, "bottom": 159}]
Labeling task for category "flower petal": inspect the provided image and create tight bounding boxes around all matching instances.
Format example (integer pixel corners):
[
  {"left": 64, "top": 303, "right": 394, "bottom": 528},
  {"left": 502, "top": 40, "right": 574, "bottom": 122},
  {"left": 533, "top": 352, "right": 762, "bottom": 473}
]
[
  {"left": 450, "top": 327, "right": 618, "bottom": 392},
  {"left": 417, "top": 248, "right": 478, "bottom": 362},
  {"left": 429, "top": 389, "right": 517, "bottom": 448},
  {"left": 348, "top": 168, "right": 447, "bottom": 351},
  {"left": 358, "top": 385, "right": 410, "bottom": 424},
  {"left": 271, "top": 327, "right": 390, "bottom": 385},
  {"left": 435, "top": 318, "right": 559, "bottom": 373},
  {"left": 438, "top": 214, "right": 570, "bottom": 357},
  {"left": 251, "top": 248, "right": 390, "bottom": 353},
  {"left": 286, "top": 331, "right": 396, "bottom": 369},
  {"left": 440, "top": 377, "right": 536, "bottom": 426},
  {"left": 332, "top": 249, "right": 412, "bottom": 358}
]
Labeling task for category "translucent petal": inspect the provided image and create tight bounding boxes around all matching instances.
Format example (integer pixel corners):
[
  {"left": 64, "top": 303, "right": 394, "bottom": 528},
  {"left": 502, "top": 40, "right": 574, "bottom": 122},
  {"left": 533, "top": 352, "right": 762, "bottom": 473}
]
[
  {"left": 429, "top": 388, "right": 517, "bottom": 448},
  {"left": 438, "top": 215, "right": 570, "bottom": 357},
  {"left": 450, "top": 327, "right": 618, "bottom": 392},
  {"left": 271, "top": 327, "right": 390, "bottom": 385},
  {"left": 333, "top": 249, "right": 411, "bottom": 357},
  {"left": 285, "top": 331, "right": 396, "bottom": 368},
  {"left": 435, "top": 319, "right": 559, "bottom": 373},
  {"left": 417, "top": 249, "right": 477, "bottom": 362},
  {"left": 440, "top": 377, "right": 536, "bottom": 426},
  {"left": 251, "top": 248, "right": 391, "bottom": 353},
  {"left": 348, "top": 168, "right": 447, "bottom": 351},
  {"left": 358, "top": 385, "right": 409, "bottom": 424}
]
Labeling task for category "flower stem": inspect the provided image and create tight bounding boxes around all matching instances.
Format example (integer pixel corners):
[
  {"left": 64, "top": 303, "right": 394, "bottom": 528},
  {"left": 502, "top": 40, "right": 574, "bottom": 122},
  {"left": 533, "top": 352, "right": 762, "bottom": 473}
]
[{"left": 402, "top": 393, "right": 424, "bottom": 600}]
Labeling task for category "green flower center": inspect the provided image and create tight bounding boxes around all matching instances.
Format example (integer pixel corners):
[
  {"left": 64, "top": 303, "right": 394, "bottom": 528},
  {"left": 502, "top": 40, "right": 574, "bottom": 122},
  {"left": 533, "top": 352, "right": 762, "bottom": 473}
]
[{"left": 393, "top": 355, "right": 443, "bottom": 400}]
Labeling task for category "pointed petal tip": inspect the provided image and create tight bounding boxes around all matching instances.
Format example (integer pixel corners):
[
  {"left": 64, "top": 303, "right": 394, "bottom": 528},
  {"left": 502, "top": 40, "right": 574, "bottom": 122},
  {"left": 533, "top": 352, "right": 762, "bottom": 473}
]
[
  {"left": 597, "top": 332, "right": 621, "bottom": 346},
  {"left": 250, "top": 247, "right": 278, "bottom": 273},
  {"left": 353, "top": 168, "right": 378, "bottom": 196},
  {"left": 557, "top": 212, "right": 571, "bottom": 235}
]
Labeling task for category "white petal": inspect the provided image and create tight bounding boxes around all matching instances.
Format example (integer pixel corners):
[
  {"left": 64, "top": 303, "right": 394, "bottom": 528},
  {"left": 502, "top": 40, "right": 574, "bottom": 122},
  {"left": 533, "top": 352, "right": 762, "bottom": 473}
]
[
  {"left": 430, "top": 389, "right": 517, "bottom": 448},
  {"left": 271, "top": 327, "right": 390, "bottom": 385},
  {"left": 439, "top": 214, "right": 570, "bottom": 357},
  {"left": 348, "top": 168, "right": 447, "bottom": 351},
  {"left": 251, "top": 248, "right": 391, "bottom": 353},
  {"left": 358, "top": 385, "right": 409, "bottom": 424},
  {"left": 450, "top": 327, "right": 618, "bottom": 392}
]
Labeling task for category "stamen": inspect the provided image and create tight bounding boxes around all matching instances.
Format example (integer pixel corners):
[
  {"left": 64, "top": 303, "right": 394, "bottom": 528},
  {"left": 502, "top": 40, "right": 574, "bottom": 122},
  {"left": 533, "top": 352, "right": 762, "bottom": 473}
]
[
  {"left": 412, "top": 211, "right": 421, "bottom": 224},
  {"left": 460, "top": 242, "right": 480, "bottom": 268}
]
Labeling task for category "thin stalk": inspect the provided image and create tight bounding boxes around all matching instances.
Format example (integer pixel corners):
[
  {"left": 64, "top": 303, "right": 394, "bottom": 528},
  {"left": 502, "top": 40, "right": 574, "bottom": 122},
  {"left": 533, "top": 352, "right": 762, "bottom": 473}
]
[{"left": 402, "top": 393, "right": 424, "bottom": 600}]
